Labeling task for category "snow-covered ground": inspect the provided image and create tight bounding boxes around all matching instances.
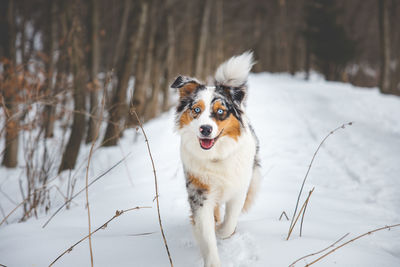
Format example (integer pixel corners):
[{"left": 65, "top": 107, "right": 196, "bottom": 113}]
[{"left": 1, "top": 73, "right": 400, "bottom": 267}]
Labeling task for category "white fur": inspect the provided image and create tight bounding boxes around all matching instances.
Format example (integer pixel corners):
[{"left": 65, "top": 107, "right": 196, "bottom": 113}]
[
  {"left": 214, "top": 51, "right": 255, "bottom": 87},
  {"left": 195, "top": 88, "right": 219, "bottom": 139},
  {"left": 177, "top": 52, "right": 259, "bottom": 267},
  {"left": 180, "top": 116, "right": 256, "bottom": 267}
]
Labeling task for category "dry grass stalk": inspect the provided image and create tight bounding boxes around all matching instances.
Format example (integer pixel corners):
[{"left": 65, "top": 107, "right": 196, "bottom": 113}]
[
  {"left": 279, "top": 211, "right": 289, "bottom": 221},
  {"left": 0, "top": 149, "right": 129, "bottom": 228},
  {"left": 300, "top": 196, "right": 310, "bottom": 237},
  {"left": 83, "top": 84, "right": 106, "bottom": 266},
  {"left": 41, "top": 153, "right": 131, "bottom": 228},
  {"left": 48, "top": 206, "right": 151, "bottom": 267},
  {"left": 288, "top": 122, "right": 353, "bottom": 238},
  {"left": 288, "top": 233, "right": 349, "bottom": 266},
  {"left": 304, "top": 223, "right": 400, "bottom": 266},
  {"left": 0, "top": 173, "right": 64, "bottom": 227},
  {"left": 130, "top": 110, "right": 174, "bottom": 267},
  {"left": 287, "top": 188, "right": 315, "bottom": 240}
]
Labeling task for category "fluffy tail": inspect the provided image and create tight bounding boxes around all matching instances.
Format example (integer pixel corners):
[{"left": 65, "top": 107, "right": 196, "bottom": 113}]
[
  {"left": 214, "top": 51, "right": 255, "bottom": 87},
  {"left": 242, "top": 164, "right": 261, "bottom": 213}
]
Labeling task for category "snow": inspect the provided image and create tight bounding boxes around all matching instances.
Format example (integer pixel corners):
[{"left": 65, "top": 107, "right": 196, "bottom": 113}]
[{"left": 1, "top": 73, "right": 400, "bottom": 267}]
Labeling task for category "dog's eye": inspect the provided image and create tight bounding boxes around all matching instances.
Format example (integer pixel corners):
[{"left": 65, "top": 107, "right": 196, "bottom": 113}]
[
  {"left": 217, "top": 109, "right": 224, "bottom": 115},
  {"left": 194, "top": 107, "right": 201, "bottom": 113}
]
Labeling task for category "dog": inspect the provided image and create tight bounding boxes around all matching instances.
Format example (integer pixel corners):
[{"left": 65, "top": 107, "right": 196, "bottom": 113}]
[{"left": 172, "top": 51, "right": 261, "bottom": 267}]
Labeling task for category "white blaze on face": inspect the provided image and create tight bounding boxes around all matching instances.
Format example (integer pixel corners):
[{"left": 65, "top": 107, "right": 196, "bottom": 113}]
[{"left": 195, "top": 87, "right": 218, "bottom": 138}]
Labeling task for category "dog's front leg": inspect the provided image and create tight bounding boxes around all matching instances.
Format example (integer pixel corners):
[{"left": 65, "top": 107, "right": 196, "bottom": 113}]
[
  {"left": 217, "top": 189, "right": 247, "bottom": 239},
  {"left": 192, "top": 200, "right": 221, "bottom": 267}
]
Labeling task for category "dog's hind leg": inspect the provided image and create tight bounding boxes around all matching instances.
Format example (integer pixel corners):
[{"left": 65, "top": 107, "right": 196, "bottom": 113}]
[
  {"left": 242, "top": 164, "right": 262, "bottom": 213},
  {"left": 214, "top": 205, "right": 221, "bottom": 224}
]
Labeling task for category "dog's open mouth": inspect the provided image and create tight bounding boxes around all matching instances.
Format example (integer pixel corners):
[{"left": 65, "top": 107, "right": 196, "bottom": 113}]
[
  {"left": 199, "top": 129, "right": 223, "bottom": 150},
  {"left": 199, "top": 138, "right": 216, "bottom": 150}
]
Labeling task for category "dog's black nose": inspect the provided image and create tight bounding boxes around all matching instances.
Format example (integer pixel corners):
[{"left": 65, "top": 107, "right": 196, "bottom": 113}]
[{"left": 200, "top": 125, "right": 213, "bottom": 137}]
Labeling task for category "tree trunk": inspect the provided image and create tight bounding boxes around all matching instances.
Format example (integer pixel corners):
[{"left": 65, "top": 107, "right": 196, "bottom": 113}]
[
  {"left": 43, "top": 0, "right": 57, "bottom": 138},
  {"left": 163, "top": 4, "right": 176, "bottom": 112},
  {"left": 305, "top": 40, "right": 311, "bottom": 80},
  {"left": 58, "top": 4, "right": 87, "bottom": 173},
  {"left": 127, "top": 0, "right": 154, "bottom": 126},
  {"left": 143, "top": 2, "right": 163, "bottom": 121},
  {"left": 103, "top": 0, "right": 148, "bottom": 146},
  {"left": 112, "top": 0, "right": 133, "bottom": 69},
  {"left": 215, "top": 0, "right": 224, "bottom": 65},
  {"left": 1, "top": 0, "right": 18, "bottom": 168},
  {"left": 86, "top": 0, "right": 101, "bottom": 144},
  {"left": 378, "top": 0, "right": 392, "bottom": 94},
  {"left": 194, "top": 0, "right": 212, "bottom": 79}
]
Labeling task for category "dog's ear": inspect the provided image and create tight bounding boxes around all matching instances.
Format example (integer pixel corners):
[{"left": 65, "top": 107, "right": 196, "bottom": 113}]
[
  {"left": 171, "top": 76, "right": 201, "bottom": 98},
  {"left": 219, "top": 85, "right": 247, "bottom": 105}
]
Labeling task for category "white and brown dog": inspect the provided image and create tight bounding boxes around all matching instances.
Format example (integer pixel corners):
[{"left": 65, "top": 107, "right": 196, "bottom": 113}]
[{"left": 172, "top": 51, "right": 261, "bottom": 267}]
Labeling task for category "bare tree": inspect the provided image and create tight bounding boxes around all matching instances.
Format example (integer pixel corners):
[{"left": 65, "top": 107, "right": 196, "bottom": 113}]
[
  {"left": 194, "top": 0, "right": 212, "bottom": 79},
  {"left": 86, "top": 0, "right": 101, "bottom": 144},
  {"left": 1, "top": 0, "right": 19, "bottom": 168},
  {"left": 42, "top": 0, "right": 58, "bottom": 138},
  {"left": 58, "top": 1, "right": 87, "bottom": 172},
  {"left": 103, "top": 0, "right": 149, "bottom": 146},
  {"left": 378, "top": 0, "right": 392, "bottom": 94}
]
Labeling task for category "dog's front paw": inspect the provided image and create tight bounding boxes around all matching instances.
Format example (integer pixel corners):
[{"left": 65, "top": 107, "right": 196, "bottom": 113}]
[
  {"left": 216, "top": 224, "right": 236, "bottom": 239},
  {"left": 204, "top": 255, "right": 221, "bottom": 267}
]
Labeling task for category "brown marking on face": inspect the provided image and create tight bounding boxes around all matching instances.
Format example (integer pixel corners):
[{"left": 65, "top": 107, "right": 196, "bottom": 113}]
[
  {"left": 191, "top": 100, "right": 205, "bottom": 118},
  {"left": 179, "top": 109, "right": 193, "bottom": 128},
  {"left": 188, "top": 173, "right": 209, "bottom": 191},
  {"left": 212, "top": 101, "right": 241, "bottom": 140},
  {"left": 179, "top": 100, "right": 205, "bottom": 128},
  {"left": 179, "top": 82, "right": 199, "bottom": 98}
]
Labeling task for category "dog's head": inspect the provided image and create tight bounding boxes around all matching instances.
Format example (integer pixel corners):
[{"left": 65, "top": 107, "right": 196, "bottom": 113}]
[{"left": 172, "top": 52, "right": 255, "bottom": 157}]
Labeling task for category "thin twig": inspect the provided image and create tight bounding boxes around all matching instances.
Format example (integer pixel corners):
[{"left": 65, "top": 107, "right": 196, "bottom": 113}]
[
  {"left": 0, "top": 199, "right": 28, "bottom": 226},
  {"left": 287, "top": 188, "right": 315, "bottom": 240},
  {"left": 84, "top": 82, "right": 106, "bottom": 267},
  {"left": 118, "top": 144, "right": 134, "bottom": 187},
  {"left": 304, "top": 224, "right": 400, "bottom": 266},
  {"left": 0, "top": 203, "right": 7, "bottom": 224},
  {"left": 0, "top": 174, "right": 65, "bottom": 227},
  {"left": 131, "top": 110, "right": 174, "bottom": 267},
  {"left": 288, "top": 122, "right": 353, "bottom": 236},
  {"left": 289, "top": 232, "right": 350, "bottom": 266},
  {"left": 48, "top": 206, "right": 151, "bottom": 267},
  {"left": 279, "top": 211, "right": 289, "bottom": 221},
  {"left": 42, "top": 154, "right": 131, "bottom": 228},
  {"left": 127, "top": 231, "right": 157, "bottom": 236},
  {"left": 299, "top": 194, "right": 311, "bottom": 237}
]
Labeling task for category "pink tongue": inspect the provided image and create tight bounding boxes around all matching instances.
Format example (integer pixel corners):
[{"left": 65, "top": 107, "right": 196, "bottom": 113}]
[{"left": 200, "top": 139, "right": 214, "bottom": 149}]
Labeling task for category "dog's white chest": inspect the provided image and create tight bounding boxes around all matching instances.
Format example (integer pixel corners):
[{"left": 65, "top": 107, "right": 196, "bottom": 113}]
[{"left": 181, "top": 131, "right": 256, "bottom": 198}]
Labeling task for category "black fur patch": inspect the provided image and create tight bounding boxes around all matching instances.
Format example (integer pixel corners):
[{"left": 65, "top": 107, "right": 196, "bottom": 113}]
[
  {"left": 175, "top": 85, "right": 206, "bottom": 127},
  {"left": 186, "top": 178, "right": 208, "bottom": 212},
  {"left": 214, "top": 86, "right": 245, "bottom": 125}
]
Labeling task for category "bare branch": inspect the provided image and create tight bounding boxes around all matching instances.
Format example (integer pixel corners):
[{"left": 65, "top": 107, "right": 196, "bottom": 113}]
[
  {"left": 279, "top": 211, "right": 289, "bottom": 221},
  {"left": 48, "top": 206, "right": 151, "bottom": 267},
  {"left": 287, "top": 188, "right": 315, "bottom": 240},
  {"left": 304, "top": 224, "right": 400, "bottom": 266},
  {"left": 130, "top": 109, "right": 174, "bottom": 267},
  {"left": 42, "top": 153, "right": 131, "bottom": 228},
  {"left": 84, "top": 74, "right": 106, "bottom": 266},
  {"left": 288, "top": 122, "right": 353, "bottom": 237},
  {"left": 289, "top": 233, "right": 349, "bottom": 266}
]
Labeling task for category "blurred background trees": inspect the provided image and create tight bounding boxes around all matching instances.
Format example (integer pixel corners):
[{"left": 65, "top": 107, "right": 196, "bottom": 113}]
[{"left": 1, "top": 0, "right": 400, "bottom": 171}]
